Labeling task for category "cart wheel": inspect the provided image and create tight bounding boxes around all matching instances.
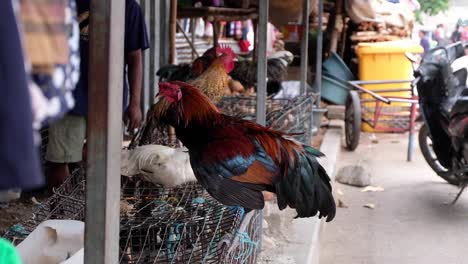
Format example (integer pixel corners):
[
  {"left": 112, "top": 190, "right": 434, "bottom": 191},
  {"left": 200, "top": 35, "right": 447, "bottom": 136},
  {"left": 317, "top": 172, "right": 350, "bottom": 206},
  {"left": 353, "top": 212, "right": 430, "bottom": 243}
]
[{"left": 345, "top": 91, "right": 361, "bottom": 151}]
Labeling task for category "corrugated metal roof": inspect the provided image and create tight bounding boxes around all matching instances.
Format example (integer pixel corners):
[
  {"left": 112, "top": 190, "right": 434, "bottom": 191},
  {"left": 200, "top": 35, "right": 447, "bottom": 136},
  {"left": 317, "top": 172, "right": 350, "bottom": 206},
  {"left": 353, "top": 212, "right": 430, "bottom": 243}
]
[{"left": 175, "top": 33, "right": 240, "bottom": 64}]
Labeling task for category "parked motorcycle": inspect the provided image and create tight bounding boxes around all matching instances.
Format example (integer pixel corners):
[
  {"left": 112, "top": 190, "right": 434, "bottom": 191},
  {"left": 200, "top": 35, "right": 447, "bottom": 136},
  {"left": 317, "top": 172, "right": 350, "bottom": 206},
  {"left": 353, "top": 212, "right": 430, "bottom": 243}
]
[{"left": 408, "top": 42, "right": 468, "bottom": 191}]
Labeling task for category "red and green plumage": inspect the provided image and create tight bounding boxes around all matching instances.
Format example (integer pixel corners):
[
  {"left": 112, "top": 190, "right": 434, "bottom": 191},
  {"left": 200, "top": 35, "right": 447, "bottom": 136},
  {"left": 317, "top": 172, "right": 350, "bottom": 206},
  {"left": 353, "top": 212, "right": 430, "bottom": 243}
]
[{"left": 155, "top": 81, "right": 336, "bottom": 221}]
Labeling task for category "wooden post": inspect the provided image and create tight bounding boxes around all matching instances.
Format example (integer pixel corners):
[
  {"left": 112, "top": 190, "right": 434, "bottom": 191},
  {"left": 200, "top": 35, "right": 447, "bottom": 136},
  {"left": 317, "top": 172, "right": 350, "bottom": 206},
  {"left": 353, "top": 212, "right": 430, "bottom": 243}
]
[
  {"left": 190, "top": 18, "right": 196, "bottom": 59},
  {"left": 329, "top": 0, "right": 343, "bottom": 53},
  {"left": 85, "top": 0, "right": 124, "bottom": 263},
  {"left": 169, "top": 0, "right": 177, "bottom": 64},
  {"left": 211, "top": 21, "right": 221, "bottom": 47}
]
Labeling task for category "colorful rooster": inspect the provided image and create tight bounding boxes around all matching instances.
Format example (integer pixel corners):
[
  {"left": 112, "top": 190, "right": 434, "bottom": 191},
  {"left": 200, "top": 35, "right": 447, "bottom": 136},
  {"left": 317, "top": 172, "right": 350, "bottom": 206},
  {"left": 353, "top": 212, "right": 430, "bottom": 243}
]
[
  {"left": 187, "top": 45, "right": 236, "bottom": 102},
  {"left": 156, "top": 46, "right": 218, "bottom": 82},
  {"left": 134, "top": 45, "right": 236, "bottom": 148},
  {"left": 156, "top": 45, "right": 234, "bottom": 85},
  {"left": 153, "top": 81, "right": 336, "bottom": 221}
]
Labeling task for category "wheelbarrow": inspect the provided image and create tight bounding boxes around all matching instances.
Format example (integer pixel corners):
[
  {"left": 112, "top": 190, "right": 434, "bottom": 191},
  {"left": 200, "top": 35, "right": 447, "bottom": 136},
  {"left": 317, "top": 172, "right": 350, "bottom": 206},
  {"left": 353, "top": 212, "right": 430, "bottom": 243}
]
[{"left": 344, "top": 79, "right": 419, "bottom": 162}]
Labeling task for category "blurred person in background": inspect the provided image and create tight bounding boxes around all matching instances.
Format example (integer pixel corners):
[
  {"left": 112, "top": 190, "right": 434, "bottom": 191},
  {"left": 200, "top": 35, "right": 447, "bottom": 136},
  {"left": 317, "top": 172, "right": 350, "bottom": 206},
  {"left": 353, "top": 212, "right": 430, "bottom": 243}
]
[
  {"left": 461, "top": 24, "right": 468, "bottom": 43},
  {"left": 434, "top": 24, "right": 448, "bottom": 46},
  {"left": 419, "top": 30, "right": 430, "bottom": 54},
  {"left": 451, "top": 24, "right": 462, "bottom": 43},
  {"left": 45, "top": 0, "right": 149, "bottom": 195},
  {"left": 0, "top": 0, "right": 43, "bottom": 197}
]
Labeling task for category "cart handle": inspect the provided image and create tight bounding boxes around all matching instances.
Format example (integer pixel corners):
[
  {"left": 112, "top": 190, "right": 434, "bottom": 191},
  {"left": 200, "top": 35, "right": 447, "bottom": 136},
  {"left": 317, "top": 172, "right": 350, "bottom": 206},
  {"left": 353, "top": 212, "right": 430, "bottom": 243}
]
[{"left": 347, "top": 81, "right": 391, "bottom": 104}]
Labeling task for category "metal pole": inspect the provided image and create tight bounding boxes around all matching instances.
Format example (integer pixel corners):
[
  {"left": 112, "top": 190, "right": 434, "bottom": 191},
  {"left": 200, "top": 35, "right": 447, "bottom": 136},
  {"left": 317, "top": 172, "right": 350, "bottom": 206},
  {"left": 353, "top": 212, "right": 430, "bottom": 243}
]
[
  {"left": 300, "top": 0, "right": 310, "bottom": 95},
  {"left": 85, "top": 0, "right": 124, "bottom": 263},
  {"left": 155, "top": 0, "right": 170, "bottom": 96},
  {"left": 149, "top": 0, "right": 157, "bottom": 104},
  {"left": 314, "top": 0, "right": 323, "bottom": 107},
  {"left": 256, "top": 0, "right": 268, "bottom": 126},
  {"left": 141, "top": 0, "right": 151, "bottom": 115}
]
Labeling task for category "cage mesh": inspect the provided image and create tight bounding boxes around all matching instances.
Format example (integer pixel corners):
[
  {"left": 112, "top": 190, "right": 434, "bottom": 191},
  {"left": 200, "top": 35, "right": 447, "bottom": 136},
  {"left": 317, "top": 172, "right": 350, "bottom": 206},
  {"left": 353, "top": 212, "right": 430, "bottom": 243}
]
[
  {"left": 361, "top": 102, "right": 413, "bottom": 131},
  {"left": 217, "top": 95, "right": 314, "bottom": 144},
  {"left": 4, "top": 168, "right": 262, "bottom": 263}
]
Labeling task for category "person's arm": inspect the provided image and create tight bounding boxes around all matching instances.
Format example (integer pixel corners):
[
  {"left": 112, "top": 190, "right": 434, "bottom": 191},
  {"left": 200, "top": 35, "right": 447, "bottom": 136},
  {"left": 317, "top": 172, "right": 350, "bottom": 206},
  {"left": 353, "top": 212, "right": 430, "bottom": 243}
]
[{"left": 126, "top": 49, "right": 143, "bottom": 130}]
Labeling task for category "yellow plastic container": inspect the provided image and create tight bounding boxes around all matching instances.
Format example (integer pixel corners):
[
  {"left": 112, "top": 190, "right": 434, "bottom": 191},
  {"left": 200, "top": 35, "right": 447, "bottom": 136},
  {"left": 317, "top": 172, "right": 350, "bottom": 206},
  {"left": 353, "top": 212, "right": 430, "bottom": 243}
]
[{"left": 355, "top": 41, "right": 423, "bottom": 132}]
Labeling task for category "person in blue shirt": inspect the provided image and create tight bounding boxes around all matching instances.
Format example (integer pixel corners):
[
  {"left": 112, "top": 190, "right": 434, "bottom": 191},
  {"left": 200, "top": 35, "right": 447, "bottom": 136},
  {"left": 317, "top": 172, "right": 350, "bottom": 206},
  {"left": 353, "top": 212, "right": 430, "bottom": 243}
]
[
  {"left": 45, "top": 0, "right": 149, "bottom": 194},
  {"left": 0, "top": 0, "right": 43, "bottom": 191},
  {"left": 419, "top": 30, "right": 430, "bottom": 54}
]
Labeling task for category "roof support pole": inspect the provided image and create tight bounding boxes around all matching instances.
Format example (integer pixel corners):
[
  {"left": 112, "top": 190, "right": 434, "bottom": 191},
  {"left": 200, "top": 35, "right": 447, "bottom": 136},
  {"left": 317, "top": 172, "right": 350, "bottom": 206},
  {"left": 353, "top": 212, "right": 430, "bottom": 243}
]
[
  {"left": 256, "top": 0, "right": 268, "bottom": 126},
  {"left": 314, "top": 0, "right": 324, "bottom": 106},
  {"left": 300, "top": 0, "right": 310, "bottom": 95},
  {"left": 84, "top": 0, "right": 124, "bottom": 263}
]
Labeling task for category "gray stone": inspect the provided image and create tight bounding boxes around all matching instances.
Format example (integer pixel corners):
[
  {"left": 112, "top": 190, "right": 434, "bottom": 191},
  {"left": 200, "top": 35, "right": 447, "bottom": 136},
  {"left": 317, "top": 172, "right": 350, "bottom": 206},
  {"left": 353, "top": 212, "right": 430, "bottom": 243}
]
[{"left": 336, "top": 165, "right": 371, "bottom": 187}]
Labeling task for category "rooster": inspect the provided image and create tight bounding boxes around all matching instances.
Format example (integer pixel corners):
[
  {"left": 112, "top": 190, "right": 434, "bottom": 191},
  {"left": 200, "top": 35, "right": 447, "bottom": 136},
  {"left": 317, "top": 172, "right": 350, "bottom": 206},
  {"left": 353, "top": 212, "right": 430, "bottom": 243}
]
[
  {"left": 134, "top": 45, "right": 236, "bottom": 148},
  {"left": 156, "top": 45, "right": 234, "bottom": 83},
  {"left": 229, "top": 50, "right": 294, "bottom": 96},
  {"left": 187, "top": 46, "right": 236, "bottom": 102},
  {"left": 153, "top": 81, "right": 336, "bottom": 222}
]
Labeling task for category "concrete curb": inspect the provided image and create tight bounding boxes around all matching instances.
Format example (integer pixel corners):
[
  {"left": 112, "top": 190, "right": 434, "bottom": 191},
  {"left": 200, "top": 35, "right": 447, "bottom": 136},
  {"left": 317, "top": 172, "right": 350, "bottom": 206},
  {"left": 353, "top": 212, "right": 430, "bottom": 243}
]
[
  {"left": 258, "top": 123, "right": 343, "bottom": 264},
  {"left": 306, "top": 124, "right": 342, "bottom": 264}
]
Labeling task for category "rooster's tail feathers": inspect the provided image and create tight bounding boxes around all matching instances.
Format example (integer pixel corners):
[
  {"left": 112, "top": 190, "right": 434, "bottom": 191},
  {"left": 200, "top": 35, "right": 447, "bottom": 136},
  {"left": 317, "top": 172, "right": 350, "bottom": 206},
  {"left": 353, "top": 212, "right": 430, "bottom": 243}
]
[{"left": 275, "top": 146, "right": 336, "bottom": 221}]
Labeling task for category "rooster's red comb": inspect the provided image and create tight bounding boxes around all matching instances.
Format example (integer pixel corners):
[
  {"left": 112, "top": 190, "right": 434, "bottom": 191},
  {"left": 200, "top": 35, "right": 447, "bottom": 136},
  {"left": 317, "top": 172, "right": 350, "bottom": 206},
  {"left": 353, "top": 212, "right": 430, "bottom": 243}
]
[{"left": 216, "top": 44, "right": 236, "bottom": 59}]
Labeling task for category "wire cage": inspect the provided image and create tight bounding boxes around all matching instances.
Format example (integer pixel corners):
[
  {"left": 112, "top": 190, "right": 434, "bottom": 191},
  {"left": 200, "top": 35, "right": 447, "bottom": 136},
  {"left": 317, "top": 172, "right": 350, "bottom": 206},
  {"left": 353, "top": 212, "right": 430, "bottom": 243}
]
[
  {"left": 217, "top": 95, "right": 314, "bottom": 144},
  {"left": 6, "top": 92, "right": 316, "bottom": 264},
  {"left": 4, "top": 167, "right": 261, "bottom": 264}
]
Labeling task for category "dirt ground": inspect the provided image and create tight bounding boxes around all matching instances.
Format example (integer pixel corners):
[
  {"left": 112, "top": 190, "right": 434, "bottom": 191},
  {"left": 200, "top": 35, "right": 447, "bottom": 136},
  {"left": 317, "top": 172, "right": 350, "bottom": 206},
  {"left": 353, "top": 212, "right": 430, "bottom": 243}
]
[{"left": 0, "top": 198, "right": 39, "bottom": 235}]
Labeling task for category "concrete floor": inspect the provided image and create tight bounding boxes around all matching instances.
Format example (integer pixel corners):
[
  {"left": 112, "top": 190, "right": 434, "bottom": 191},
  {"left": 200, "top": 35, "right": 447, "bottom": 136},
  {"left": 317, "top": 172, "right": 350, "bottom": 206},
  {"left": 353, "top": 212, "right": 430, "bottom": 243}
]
[{"left": 321, "top": 132, "right": 468, "bottom": 264}]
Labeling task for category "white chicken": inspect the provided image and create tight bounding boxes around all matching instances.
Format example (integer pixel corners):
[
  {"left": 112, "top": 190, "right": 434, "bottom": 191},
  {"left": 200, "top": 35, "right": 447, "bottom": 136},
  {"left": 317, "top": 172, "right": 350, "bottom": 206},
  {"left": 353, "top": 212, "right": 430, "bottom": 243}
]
[
  {"left": 59, "top": 248, "right": 83, "bottom": 264},
  {"left": 121, "top": 144, "right": 197, "bottom": 187},
  {"left": 16, "top": 220, "right": 84, "bottom": 264}
]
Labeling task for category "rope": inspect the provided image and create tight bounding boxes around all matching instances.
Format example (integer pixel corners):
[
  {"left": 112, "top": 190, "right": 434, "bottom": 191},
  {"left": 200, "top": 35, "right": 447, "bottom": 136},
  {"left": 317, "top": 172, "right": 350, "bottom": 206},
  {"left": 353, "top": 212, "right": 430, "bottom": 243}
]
[
  {"left": 191, "top": 197, "right": 206, "bottom": 204},
  {"left": 226, "top": 205, "right": 245, "bottom": 220},
  {"left": 9, "top": 224, "right": 29, "bottom": 238},
  {"left": 233, "top": 231, "right": 258, "bottom": 263}
]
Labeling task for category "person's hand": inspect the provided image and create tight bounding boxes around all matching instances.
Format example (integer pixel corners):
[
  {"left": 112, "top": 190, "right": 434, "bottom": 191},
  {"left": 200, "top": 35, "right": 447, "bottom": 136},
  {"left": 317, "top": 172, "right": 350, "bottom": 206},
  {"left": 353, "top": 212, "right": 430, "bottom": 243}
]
[{"left": 125, "top": 103, "right": 143, "bottom": 132}]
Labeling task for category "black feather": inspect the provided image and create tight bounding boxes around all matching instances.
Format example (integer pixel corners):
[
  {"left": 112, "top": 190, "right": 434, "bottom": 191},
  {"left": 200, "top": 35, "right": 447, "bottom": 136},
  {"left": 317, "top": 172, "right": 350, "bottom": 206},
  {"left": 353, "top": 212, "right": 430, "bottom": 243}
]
[
  {"left": 203, "top": 176, "right": 266, "bottom": 210},
  {"left": 156, "top": 64, "right": 193, "bottom": 82},
  {"left": 229, "top": 58, "right": 288, "bottom": 95},
  {"left": 275, "top": 146, "right": 336, "bottom": 221}
]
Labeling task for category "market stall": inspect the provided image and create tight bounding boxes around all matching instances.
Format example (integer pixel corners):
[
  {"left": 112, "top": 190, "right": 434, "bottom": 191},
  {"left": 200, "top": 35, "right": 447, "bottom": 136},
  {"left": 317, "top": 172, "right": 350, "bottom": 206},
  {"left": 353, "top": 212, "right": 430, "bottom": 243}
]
[{"left": 2, "top": 0, "right": 329, "bottom": 263}]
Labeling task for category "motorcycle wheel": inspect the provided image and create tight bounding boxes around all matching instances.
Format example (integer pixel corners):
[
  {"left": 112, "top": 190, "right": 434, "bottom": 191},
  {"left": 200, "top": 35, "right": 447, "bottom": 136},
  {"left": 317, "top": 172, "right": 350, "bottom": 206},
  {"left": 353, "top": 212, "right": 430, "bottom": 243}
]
[{"left": 418, "top": 124, "right": 461, "bottom": 185}]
